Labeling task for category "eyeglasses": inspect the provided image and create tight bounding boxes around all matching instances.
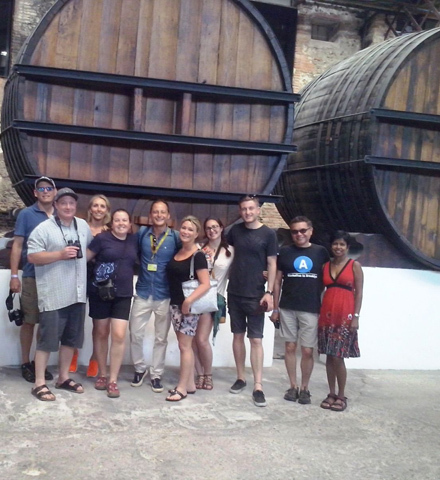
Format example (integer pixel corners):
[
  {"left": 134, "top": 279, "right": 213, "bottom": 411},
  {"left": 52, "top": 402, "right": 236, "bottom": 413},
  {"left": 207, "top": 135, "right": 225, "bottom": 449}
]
[
  {"left": 290, "top": 228, "right": 311, "bottom": 235},
  {"left": 205, "top": 225, "right": 220, "bottom": 232},
  {"left": 36, "top": 186, "right": 55, "bottom": 192}
]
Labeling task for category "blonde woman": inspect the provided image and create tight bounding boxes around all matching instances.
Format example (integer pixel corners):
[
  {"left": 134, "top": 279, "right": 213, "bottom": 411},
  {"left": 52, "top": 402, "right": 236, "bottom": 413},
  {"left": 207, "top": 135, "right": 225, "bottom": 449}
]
[
  {"left": 165, "top": 216, "right": 210, "bottom": 401},
  {"left": 70, "top": 194, "right": 111, "bottom": 377}
]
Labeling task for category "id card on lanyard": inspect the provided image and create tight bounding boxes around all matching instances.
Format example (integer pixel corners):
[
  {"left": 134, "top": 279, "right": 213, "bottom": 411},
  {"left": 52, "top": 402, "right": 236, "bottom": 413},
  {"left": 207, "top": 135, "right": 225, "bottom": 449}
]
[{"left": 147, "top": 228, "right": 169, "bottom": 271}]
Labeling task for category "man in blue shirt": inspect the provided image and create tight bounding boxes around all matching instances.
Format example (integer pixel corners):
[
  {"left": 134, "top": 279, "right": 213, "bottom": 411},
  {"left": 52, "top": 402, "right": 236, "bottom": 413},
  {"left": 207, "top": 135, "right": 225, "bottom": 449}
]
[
  {"left": 9, "top": 176, "right": 57, "bottom": 382},
  {"left": 129, "top": 200, "right": 181, "bottom": 393}
]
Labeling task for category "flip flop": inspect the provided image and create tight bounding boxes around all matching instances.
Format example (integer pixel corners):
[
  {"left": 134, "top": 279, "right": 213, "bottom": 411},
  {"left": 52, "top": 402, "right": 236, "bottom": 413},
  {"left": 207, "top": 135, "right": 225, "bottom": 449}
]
[
  {"left": 168, "top": 387, "right": 196, "bottom": 394},
  {"left": 166, "top": 389, "right": 187, "bottom": 402},
  {"left": 55, "top": 378, "right": 84, "bottom": 394},
  {"left": 31, "top": 384, "right": 56, "bottom": 402}
]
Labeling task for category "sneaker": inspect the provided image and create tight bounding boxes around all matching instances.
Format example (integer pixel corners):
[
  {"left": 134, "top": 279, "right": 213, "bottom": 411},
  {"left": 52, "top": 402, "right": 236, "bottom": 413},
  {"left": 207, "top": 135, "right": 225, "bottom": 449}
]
[
  {"left": 86, "top": 360, "right": 99, "bottom": 378},
  {"left": 229, "top": 379, "right": 247, "bottom": 394},
  {"left": 69, "top": 350, "right": 78, "bottom": 373},
  {"left": 131, "top": 370, "right": 148, "bottom": 387},
  {"left": 298, "top": 388, "right": 312, "bottom": 404},
  {"left": 284, "top": 387, "right": 299, "bottom": 402},
  {"left": 21, "top": 362, "right": 35, "bottom": 383},
  {"left": 252, "top": 389, "right": 267, "bottom": 407},
  {"left": 151, "top": 377, "right": 164, "bottom": 393}
]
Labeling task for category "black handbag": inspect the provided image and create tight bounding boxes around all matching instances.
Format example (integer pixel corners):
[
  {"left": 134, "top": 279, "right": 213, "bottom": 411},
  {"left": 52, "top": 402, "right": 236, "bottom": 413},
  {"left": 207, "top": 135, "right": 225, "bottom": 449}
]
[{"left": 95, "top": 278, "right": 116, "bottom": 302}]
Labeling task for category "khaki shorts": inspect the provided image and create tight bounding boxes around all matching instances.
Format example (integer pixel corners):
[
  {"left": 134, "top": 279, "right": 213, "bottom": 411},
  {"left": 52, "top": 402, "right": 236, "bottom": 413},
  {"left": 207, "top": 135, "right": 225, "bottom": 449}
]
[
  {"left": 279, "top": 308, "right": 318, "bottom": 348},
  {"left": 20, "top": 277, "right": 40, "bottom": 325}
]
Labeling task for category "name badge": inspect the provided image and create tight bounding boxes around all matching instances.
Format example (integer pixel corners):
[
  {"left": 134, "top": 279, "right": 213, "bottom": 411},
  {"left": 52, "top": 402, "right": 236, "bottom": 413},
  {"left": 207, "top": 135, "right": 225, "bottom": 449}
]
[{"left": 147, "top": 263, "right": 158, "bottom": 272}]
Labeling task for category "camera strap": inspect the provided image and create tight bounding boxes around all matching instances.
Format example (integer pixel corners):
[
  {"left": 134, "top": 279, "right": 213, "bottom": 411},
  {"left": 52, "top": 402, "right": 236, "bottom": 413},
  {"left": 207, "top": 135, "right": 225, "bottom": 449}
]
[{"left": 55, "top": 216, "right": 80, "bottom": 246}]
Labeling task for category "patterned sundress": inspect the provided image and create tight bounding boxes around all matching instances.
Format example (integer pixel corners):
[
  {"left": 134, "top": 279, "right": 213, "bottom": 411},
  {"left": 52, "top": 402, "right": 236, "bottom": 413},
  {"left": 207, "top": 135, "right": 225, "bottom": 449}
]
[{"left": 318, "top": 259, "right": 360, "bottom": 358}]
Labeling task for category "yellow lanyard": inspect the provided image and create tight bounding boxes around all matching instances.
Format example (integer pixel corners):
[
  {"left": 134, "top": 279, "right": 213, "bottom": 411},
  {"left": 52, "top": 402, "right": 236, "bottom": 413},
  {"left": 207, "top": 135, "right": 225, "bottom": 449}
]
[{"left": 150, "top": 229, "right": 169, "bottom": 259}]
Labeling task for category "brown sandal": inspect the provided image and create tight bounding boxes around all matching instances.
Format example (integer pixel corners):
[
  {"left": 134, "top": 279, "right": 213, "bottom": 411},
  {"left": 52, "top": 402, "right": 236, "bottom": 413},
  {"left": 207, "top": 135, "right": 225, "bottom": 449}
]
[
  {"left": 195, "top": 375, "right": 205, "bottom": 390},
  {"left": 107, "top": 382, "right": 120, "bottom": 398},
  {"left": 320, "top": 393, "right": 337, "bottom": 409},
  {"left": 330, "top": 396, "right": 348, "bottom": 412},
  {"left": 94, "top": 376, "right": 107, "bottom": 391},
  {"left": 203, "top": 374, "right": 213, "bottom": 390}
]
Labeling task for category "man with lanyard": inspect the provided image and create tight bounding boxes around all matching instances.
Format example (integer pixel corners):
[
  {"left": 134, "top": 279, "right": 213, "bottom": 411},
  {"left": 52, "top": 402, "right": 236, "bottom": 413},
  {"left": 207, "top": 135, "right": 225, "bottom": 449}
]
[
  {"left": 270, "top": 216, "right": 330, "bottom": 405},
  {"left": 129, "top": 199, "right": 181, "bottom": 393},
  {"left": 27, "top": 188, "right": 93, "bottom": 401},
  {"left": 227, "top": 195, "right": 278, "bottom": 407},
  {"left": 9, "top": 176, "right": 57, "bottom": 383}
]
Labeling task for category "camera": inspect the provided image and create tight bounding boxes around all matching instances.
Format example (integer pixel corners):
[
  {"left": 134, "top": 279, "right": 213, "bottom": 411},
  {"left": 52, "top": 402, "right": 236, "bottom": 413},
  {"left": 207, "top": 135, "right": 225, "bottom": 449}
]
[
  {"left": 5, "top": 290, "right": 24, "bottom": 326},
  {"left": 67, "top": 239, "right": 83, "bottom": 259}
]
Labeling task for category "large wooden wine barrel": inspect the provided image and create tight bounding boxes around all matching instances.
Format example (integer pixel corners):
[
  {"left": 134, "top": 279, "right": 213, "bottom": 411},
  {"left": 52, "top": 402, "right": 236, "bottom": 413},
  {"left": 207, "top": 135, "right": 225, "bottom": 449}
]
[
  {"left": 1, "top": 0, "right": 296, "bottom": 226},
  {"left": 275, "top": 28, "right": 440, "bottom": 270}
]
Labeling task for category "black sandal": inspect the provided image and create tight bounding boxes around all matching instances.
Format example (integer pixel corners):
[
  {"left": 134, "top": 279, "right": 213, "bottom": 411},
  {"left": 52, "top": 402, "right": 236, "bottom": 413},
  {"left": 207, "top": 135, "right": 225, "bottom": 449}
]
[
  {"left": 330, "top": 396, "right": 348, "bottom": 412},
  {"left": 320, "top": 393, "right": 337, "bottom": 409},
  {"left": 31, "top": 384, "right": 56, "bottom": 402}
]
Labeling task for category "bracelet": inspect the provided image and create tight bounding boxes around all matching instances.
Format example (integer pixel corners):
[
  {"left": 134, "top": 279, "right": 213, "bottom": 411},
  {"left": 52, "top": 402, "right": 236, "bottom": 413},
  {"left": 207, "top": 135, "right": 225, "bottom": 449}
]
[
  {"left": 354, "top": 313, "right": 360, "bottom": 318},
  {"left": 272, "top": 309, "right": 279, "bottom": 313},
  {"left": 11, "top": 275, "right": 19, "bottom": 279}
]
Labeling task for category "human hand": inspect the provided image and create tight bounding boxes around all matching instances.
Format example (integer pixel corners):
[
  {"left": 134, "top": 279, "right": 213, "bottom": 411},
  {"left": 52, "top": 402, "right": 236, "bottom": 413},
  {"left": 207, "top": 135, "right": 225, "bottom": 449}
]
[
  {"left": 62, "top": 246, "right": 79, "bottom": 260},
  {"left": 181, "top": 298, "right": 191, "bottom": 315},
  {"left": 10, "top": 277, "right": 21, "bottom": 293},
  {"left": 260, "top": 293, "right": 273, "bottom": 312}
]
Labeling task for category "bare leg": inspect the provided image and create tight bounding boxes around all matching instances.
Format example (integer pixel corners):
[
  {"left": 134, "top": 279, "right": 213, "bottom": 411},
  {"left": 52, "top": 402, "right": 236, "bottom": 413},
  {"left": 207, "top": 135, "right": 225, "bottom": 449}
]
[
  {"left": 34, "top": 350, "right": 50, "bottom": 388},
  {"left": 284, "top": 341, "right": 298, "bottom": 388},
  {"left": 232, "top": 333, "right": 246, "bottom": 381},
  {"left": 300, "top": 346, "right": 314, "bottom": 390},
  {"left": 58, "top": 345, "right": 83, "bottom": 393},
  {"left": 20, "top": 323, "right": 35, "bottom": 364},
  {"left": 333, "top": 357, "right": 347, "bottom": 398},
  {"left": 108, "top": 319, "right": 128, "bottom": 384},
  {"left": 194, "top": 314, "right": 213, "bottom": 375},
  {"left": 249, "top": 337, "right": 264, "bottom": 390},
  {"left": 89, "top": 319, "right": 98, "bottom": 362},
  {"left": 326, "top": 355, "right": 337, "bottom": 395},
  {"left": 169, "top": 332, "right": 195, "bottom": 397},
  {"left": 95, "top": 318, "right": 111, "bottom": 378}
]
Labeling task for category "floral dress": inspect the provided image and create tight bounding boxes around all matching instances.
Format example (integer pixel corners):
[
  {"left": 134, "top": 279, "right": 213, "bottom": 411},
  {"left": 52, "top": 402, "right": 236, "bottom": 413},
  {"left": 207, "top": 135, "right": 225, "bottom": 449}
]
[{"left": 318, "top": 259, "right": 360, "bottom": 358}]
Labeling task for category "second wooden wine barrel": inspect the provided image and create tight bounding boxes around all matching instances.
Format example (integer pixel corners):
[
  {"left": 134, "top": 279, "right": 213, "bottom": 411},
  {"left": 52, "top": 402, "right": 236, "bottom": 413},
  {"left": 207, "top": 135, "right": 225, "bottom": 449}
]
[
  {"left": 275, "top": 28, "right": 440, "bottom": 270},
  {"left": 1, "top": 0, "right": 296, "bottom": 226}
]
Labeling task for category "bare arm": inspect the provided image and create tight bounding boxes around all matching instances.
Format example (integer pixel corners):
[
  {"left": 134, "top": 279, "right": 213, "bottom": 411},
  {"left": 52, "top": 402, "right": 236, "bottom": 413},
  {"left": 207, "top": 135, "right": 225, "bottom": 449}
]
[
  {"left": 181, "top": 268, "right": 211, "bottom": 315},
  {"left": 86, "top": 248, "right": 97, "bottom": 262},
  {"left": 351, "top": 260, "right": 364, "bottom": 330},
  {"left": 270, "top": 269, "right": 283, "bottom": 323},
  {"left": 9, "top": 236, "right": 24, "bottom": 293},
  {"left": 260, "top": 255, "right": 277, "bottom": 311}
]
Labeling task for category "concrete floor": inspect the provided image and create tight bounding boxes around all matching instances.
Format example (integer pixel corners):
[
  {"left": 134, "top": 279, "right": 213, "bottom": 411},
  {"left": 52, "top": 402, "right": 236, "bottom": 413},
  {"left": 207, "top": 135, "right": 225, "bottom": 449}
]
[{"left": 1, "top": 342, "right": 439, "bottom": 480}]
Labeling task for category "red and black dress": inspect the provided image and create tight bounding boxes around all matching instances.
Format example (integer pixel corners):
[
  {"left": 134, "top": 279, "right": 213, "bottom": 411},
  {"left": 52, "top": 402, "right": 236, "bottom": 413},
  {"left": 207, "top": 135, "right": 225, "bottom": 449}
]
[{"left": 318, "top": 259, "right": 360, "bottom": 358}]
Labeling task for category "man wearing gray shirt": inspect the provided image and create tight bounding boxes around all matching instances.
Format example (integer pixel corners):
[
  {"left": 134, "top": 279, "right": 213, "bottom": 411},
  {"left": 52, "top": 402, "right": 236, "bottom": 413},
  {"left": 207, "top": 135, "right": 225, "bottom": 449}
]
[{"left": 28, "top": 188, "right": 93, "bottom": 401}]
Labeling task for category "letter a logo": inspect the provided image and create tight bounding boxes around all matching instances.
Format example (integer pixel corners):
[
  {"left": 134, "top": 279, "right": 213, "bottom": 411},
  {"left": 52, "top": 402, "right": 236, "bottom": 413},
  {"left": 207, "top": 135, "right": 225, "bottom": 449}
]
[{"left": 293, "top": 256, "right": 313, "bottom": 273}]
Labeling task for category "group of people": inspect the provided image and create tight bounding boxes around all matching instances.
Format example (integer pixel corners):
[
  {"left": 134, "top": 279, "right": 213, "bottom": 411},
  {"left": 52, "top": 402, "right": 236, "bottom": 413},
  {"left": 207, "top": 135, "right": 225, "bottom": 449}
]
[{"left": 9, "top": 180, "right": 363, "bottom": 410}]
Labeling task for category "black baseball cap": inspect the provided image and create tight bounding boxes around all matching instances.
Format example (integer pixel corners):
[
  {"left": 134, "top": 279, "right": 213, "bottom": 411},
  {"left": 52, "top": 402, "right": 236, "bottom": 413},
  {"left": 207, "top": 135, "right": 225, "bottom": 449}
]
[{"left": 54, "top": 187, "right": 78, "bottom": 202}]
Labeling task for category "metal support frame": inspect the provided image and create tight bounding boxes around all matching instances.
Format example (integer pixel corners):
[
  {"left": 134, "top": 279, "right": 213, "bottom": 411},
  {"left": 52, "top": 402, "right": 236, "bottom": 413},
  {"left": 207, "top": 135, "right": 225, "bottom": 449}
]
[
  {"left": 21, "top": 175, "right": 282, "bottom": 204},
  {"left": 371, "top": 108, "right": 440, "bottom": 130}
]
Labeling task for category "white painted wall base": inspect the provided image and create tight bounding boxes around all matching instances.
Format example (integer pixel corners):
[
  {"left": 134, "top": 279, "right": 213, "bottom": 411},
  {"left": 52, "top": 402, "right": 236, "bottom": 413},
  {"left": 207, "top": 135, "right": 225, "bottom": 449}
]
[
  {"left": 0, "top": 271, "right": 274, "bottom": 369},
  {"left": 1, "top": 267, "right": 439, "bottom": 370}
]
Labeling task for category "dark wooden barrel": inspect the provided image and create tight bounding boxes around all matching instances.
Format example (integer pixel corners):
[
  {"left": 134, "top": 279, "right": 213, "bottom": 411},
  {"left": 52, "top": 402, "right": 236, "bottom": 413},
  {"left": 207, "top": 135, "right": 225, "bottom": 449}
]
[
  {"left": 1, "top": 0, "right": 296, "bottom": 226},
  {"left": 275, "top": 28, "right": 440, "bottom": 270}
]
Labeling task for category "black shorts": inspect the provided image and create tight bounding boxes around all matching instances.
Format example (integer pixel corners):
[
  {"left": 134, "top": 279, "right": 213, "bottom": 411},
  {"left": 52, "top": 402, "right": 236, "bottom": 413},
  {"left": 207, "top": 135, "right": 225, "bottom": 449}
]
[
  {"left": 227, "top": 293, "right": 265, "bottom": 339},
  {"left": 88, "top": 294, "right": 132, "bottom": 321}
]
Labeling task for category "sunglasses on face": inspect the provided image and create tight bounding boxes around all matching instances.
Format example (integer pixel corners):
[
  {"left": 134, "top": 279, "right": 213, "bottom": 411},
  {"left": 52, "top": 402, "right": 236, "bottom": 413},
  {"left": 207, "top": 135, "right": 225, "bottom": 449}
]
[
  {"left": 36, "top": 186, "right": 55, "bottom": 192},
  {"left": 205, "top": 225, "right": 220, "bottom": 232},
  {"left": 290, "top": 228, "right": 311, "bottom": 235}
]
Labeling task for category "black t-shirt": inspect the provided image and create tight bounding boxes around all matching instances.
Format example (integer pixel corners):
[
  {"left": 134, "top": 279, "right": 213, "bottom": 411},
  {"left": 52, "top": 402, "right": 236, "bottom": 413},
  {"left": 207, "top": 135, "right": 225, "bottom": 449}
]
[
  {"left": 277, "top": 243, "right": 330, "bottom": 313},
  {"left": 166, "top": 251, "right": 208, "bottom": 306},
  {"left": 88, "top": 231, "right": 138, "bottom": 297},
  {"left": 227, "top": 223, "right": 278, "bottom": 298}
]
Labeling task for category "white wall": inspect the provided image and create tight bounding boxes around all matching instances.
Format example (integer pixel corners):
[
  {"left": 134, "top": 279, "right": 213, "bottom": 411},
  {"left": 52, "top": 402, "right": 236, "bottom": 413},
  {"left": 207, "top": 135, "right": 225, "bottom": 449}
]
[
  {"left": 1, "top": 267, "right": 440, "bottom": 370},
  {"left": 0, "top": 271, "right": 274, "bottom": 369}
]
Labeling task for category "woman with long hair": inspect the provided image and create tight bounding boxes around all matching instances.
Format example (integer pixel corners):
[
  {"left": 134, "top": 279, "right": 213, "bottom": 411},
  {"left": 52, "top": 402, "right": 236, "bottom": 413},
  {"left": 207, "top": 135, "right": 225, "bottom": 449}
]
[
  {"left": 165, "top": 216, "right": 210, "bottom": 401},
  {"left": 318, "top": 231, "right": 363, "bottom": 412},
  {"left": 193, "top": 217, "right": 234, "bottom": 390},
  {"left": 70, "top": 194, "right": 111, "bottom": 377}
]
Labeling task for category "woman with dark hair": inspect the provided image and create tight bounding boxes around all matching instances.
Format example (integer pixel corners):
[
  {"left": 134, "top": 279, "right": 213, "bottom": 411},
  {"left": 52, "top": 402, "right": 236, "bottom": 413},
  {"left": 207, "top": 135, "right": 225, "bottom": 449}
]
[
  {"left": 165, "top": 216, "right": 211, "bottom": 401},
  {"left": 193, "top": 217, "right": 234, "bottom": 390},
  {"left": 318, "top": 231, "right": 363, "bottom": 412},
  {"left": 70, "top": 194, "right": 111, "bottom": 377},
  {"left": 86, "top": 209, "right": 138, "bottom": 398}
]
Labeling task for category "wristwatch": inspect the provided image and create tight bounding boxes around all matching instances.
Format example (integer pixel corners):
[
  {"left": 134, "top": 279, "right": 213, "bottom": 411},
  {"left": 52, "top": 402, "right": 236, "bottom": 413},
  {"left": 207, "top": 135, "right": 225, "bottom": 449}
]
[{"left": 265, "top": 290, "right": 273, "bottom": 295}]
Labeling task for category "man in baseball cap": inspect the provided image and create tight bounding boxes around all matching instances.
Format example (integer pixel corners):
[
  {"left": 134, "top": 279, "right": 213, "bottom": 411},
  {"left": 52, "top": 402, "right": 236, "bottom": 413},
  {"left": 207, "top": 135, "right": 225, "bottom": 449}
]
[{"left": 10, "top": 176, "right": 57, "bottom": 383}]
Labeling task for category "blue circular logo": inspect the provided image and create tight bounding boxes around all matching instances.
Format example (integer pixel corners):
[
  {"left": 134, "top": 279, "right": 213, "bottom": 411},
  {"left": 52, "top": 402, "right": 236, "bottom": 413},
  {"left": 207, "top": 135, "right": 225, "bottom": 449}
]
[{"left": 293, "top": 256, "right": 313, "bottom": 273}]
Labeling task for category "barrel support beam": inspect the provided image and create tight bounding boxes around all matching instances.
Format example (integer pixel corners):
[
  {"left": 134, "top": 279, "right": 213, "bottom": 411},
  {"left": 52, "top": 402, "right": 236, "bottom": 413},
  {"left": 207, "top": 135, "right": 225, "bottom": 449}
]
[
  {"left": 371, "top": 108, "right": 440, "bottom": 130},
  {"left": 9, "top": 121, "right": 297, "bottom": 155},
  {"left": 21, "top": 176, "right": 282, "bottom": 205},
  {"left": 12, "top": 65, "right": 300, "bottom": 105}
]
